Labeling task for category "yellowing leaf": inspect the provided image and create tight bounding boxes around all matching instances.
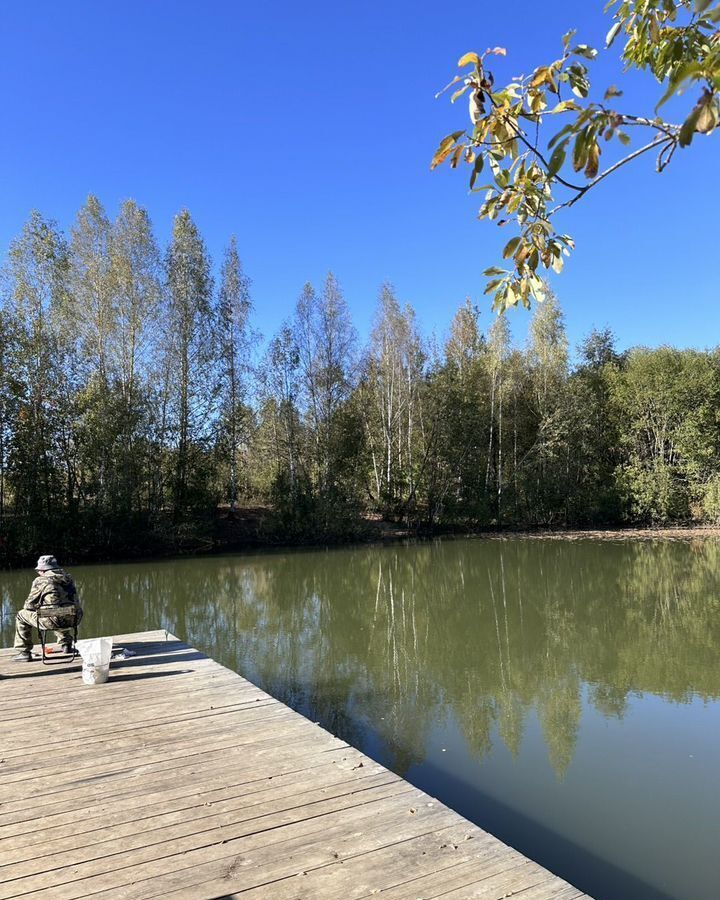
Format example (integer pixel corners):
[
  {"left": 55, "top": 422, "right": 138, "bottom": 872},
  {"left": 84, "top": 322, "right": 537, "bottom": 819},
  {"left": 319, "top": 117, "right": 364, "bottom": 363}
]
[
  {"left": 430, "top": 131, "right": 467, "bottom": 169},
  {"left": 584, "top": 141, "right": 600, "bottom": 179},
  {"left": 449, "top": 145, "right": 464, "bottom": 168},
  {"left": 695, "top": 97, "right": 718, "bottom": 134},
  {"left": 572, "top": 130, "right": 588, "bottom": 172},
  {"left": 550, "top": 100, "right": 581, "bottom": 114},
  {"left": 530, "top": 67, "right": 551, "bottom": 88},
  {"left": 604, "top": 85, "right": 623, "bottom": 100},
  {"left": 450, "top": 84, "right": 471, "bottom": 103},
  {"left": 458, "top": 52, "right": 480, "bottom": 68}
]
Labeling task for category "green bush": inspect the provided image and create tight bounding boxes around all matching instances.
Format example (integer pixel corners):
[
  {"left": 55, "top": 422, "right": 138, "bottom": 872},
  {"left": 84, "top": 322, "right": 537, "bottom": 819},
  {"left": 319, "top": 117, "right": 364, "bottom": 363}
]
[
  {"left": 702, "top": 475, "right": 720, "bottom": 524},
  {"left": 615, "top": 461, "right": 690, "bottom": 525}
]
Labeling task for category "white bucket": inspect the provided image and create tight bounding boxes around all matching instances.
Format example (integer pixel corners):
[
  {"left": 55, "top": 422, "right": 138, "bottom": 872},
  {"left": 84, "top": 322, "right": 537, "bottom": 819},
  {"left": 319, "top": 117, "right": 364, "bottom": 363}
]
[{"left": 76, "top": 637, "right": 114, "bottom": 686}]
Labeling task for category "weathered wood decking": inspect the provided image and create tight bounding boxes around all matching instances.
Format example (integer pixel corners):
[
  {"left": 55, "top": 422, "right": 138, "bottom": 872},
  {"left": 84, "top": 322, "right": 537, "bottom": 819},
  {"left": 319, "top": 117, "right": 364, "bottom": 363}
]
[{"left": 0, "top": 631, "right": 590, "bottom": 900}]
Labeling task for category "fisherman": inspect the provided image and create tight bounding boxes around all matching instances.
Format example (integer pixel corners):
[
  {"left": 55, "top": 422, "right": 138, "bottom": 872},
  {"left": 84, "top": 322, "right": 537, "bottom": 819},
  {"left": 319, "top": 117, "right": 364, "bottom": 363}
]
[{"left": 12, "top": 555, "right": 82, "bottom": 662}]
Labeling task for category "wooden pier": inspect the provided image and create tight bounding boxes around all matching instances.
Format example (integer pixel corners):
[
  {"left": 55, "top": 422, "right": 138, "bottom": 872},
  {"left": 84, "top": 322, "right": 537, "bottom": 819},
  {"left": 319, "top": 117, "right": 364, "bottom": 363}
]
[{"left": 0, "top": 631, "right": 590, "bottom": 899}]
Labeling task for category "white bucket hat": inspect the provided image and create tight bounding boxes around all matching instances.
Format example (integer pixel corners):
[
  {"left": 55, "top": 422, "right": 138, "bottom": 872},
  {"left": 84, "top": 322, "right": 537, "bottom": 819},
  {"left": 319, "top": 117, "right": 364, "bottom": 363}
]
[{"left": 35, "top": 555, "right": 60, "bottom": 572}]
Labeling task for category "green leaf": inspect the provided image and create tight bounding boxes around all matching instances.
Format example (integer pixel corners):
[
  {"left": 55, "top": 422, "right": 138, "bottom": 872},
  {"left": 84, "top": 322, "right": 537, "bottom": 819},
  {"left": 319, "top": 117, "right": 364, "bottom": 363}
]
[
  {"left": 548, "top": 123, "right": 575, "bottom": 149},
  {"left": 483, "top": 266, "right": 506, "bottom": 276},
  {"left": 572, "top": 44, "right": 598, "bottom": 60},
  {"left": 562, "top": 29, "right": 577, "bottom": 51},
  {"left": 502, "top": 237, "right": 521, "bottom": 259},
  {"left": 484, "top": 278, "right": 504, "bottom": 294},
  {"left": 605, "top": 22, "right": 622, "bottom": 49},
  {"left": 656, "top": 62, "right": 703, "bottom": 111},
  {"left": 548, "top": 142, "right": 567, "bottom": 177},
  {"left": 617, "top": 130, "right": 631, "bottom": 146},
  {"left": 679, "top": 106, "right": 702, "bottom": 147},
  {"left": 469, "top": 154, "right": 485, "bottom": 189},
  {"left": 695, "top": 0, "right": 712, "bottom": 11}
]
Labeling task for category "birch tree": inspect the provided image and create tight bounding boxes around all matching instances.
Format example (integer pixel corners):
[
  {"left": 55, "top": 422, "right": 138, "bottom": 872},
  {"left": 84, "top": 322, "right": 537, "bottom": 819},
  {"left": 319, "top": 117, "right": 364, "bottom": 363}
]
[
  {"left": 485, "top": 315, "right": 512, "bottom": 523},
  {"left": 362, "top": 284, "right": 426, "bottom": 518},
  {"left": 294, "top": 273, "right": 356, "bottom": 502},
  {"left": 164, "top": 209, "right": 217, "bottom": 517},
  {"left": 5, "top": 212, "right": 69, "bottom": 522},
  {"left": 217, "top": 236, "right": 252, "bottom": 510},
  {"left": 109, "top": 199, "right": 163, "bottom": 512},
  {"left": 253, "top": 323, "right": 305, "bottom": 510},
  {"left": 525, "top": 292, "right": 570, "bottom": 521}
]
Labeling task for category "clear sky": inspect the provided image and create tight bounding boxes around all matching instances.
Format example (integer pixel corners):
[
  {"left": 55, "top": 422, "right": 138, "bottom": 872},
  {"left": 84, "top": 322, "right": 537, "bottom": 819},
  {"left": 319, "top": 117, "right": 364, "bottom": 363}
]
[{"left": 1, "top": 1, "right": 717, "bottom": 355}]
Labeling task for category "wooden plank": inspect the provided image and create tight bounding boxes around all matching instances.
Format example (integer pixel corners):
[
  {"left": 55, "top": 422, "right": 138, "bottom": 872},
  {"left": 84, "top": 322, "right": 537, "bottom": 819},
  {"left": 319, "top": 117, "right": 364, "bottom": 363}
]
[
  {"left": 0, "top": 698, "right": 290, "bottom": 772},
  {"left": 432, "top": 863, "right": 552, "bottom": 899},
  {"left": 214, "top": 824, "right": 515, "bottom": 900},
  {"left": 0, "top": 700, "right": 299, "bottom": 762},
  {"left": 0, "top": 743, "right": 358, "bottom": 833},
  {"left": 109, "top": 806, "right": 490, "bottom": 900},
  {"left": 0, "top": 735, "right": 352, "bottom": 822},
  {"left": 0, "top": 714, "right": 312, "bottom": 799},
  {"left": 0, "top": 754, "right": 387, "bottom": 860},
  {"left": 356, "top": 852, "right": 531, "bottom": 900},
  {"left": 0, "top": 784, "right": 421, "bottom": 900},
  {"left": 0, "top": 631, "right": 590, "bottom": 900},
  {"left": 0, "top": 669, "right": 250, "bottom": 714},
  {"left": 0, "top": 770, "right": 401, "bottom": 880}
]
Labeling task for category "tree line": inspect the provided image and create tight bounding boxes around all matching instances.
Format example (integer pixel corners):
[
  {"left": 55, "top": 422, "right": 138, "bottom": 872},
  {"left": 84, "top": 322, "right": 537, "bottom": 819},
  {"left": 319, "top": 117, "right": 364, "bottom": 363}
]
[{"left": 1, "top": 195, "right": 718, "bottom": 564}]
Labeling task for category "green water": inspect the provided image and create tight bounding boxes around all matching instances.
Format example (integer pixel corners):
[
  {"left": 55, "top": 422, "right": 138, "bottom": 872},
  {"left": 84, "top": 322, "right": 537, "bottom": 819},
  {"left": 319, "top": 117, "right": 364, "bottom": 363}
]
[{"left": 2, "top": 537, "right": 719, "bottom": 899}]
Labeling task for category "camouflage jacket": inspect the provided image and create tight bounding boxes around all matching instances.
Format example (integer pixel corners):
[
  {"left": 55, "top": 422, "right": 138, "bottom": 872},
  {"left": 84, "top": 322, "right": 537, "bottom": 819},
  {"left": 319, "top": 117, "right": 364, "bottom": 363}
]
[{"left": 24, "top": 570, "right": 80, "bottom": 612}]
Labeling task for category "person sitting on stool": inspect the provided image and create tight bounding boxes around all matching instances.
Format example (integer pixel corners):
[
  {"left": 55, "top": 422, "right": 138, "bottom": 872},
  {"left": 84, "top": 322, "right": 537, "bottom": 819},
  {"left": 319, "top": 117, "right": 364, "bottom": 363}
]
[{"left": 12, "top": 555, "right": 83, "bottom": 662}]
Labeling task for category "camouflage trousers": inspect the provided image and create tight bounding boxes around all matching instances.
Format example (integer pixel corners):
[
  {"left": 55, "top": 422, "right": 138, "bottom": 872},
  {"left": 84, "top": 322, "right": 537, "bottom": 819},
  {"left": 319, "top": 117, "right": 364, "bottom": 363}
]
[{"left": 13, "top": 608, "right": 78, "bottom": 651}]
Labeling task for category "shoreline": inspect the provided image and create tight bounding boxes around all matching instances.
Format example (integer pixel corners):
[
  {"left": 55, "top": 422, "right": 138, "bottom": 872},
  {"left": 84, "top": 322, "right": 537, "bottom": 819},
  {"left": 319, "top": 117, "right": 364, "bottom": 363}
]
[
  {"left": 3, "top": 520, "right": 718, "bottom": 571},
  {"left": 460, "top": 525, "right": 720, "bottom": 542}
]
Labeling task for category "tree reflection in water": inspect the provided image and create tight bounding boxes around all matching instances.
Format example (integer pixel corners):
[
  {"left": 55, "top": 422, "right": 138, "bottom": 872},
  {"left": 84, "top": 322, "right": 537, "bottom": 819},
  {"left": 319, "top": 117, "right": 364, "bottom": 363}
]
[{"left": 3, "top": 537, "right": 718, "bottom": 783}]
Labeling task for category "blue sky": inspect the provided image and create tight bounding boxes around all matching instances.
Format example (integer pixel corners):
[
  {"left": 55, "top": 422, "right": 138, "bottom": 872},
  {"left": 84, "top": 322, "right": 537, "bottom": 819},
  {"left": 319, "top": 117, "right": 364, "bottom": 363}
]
[{"left": 0, "top": 1, "right": 717, "bottom": 356}]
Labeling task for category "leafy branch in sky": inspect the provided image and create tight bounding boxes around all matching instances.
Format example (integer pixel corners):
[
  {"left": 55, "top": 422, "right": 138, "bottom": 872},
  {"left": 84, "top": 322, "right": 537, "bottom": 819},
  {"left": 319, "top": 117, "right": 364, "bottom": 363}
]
[{"left": 432, "top": 0, "right": 720, "bottom": 311}]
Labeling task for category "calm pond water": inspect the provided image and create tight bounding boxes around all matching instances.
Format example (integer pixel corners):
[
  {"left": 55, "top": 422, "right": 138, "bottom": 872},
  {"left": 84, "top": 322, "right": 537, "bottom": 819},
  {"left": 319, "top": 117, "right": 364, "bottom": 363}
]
[{"left": 2, "top": 537, "right": 719, "bottom": 899}]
